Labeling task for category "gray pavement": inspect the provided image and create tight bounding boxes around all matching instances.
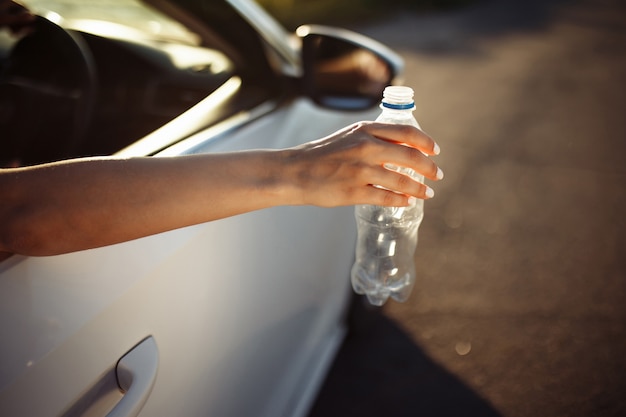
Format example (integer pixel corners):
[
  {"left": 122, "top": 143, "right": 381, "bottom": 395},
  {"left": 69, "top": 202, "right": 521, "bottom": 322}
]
[{"left": 308, "top": 1, "right": 626, "bottom": 416}]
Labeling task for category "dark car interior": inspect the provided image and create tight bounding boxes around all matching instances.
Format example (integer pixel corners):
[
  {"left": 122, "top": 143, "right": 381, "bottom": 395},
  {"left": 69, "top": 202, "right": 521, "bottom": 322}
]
[
  {"left": 0, "top": 0, "right": 282, "bottom": 166},
  {"left": 0, "top": 0, "right": 399, "bottom": 167}
]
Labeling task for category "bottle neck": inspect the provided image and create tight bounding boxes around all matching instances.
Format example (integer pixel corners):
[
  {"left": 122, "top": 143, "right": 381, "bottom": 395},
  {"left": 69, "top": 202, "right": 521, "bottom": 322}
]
[
  {"left": 377, "top": 101, "right": 419, "bottom": 127},
  {"left": 379, "top": 105, "right": 415, "bottom": 117},
  {"left": 381, "top": 101, "right": 415, "bottom": 111},
  {"left": 381, "top": 101, "right": 415, "bottom": 115}
]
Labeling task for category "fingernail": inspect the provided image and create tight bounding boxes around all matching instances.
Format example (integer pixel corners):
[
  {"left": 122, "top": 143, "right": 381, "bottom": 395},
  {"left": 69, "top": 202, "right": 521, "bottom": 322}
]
[
  {"left": 425, "top": 186, "right": 435, "bottom": 198},
  {"left": 436, "top": 167, "right": 444, "bottom": 180},
  {"left": 433, "top": 142, "right": 441, "bottom": 155}
]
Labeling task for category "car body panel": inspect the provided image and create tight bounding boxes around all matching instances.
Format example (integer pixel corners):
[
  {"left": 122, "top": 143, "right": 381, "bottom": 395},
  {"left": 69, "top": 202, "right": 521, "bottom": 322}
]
[
  {"left": 0, "top": 0, "right": 395, "bottom": 415},
  {"left": 0, "top": 98, "right": 378, "bottom": 416}
]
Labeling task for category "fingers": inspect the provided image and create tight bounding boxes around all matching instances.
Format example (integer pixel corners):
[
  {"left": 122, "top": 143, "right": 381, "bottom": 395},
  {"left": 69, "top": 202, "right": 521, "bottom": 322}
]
[
  {"left": 384, "top": 144, "right": 443, "bottom": 182},
  {"left": 350, "top": 122, "right": 443, "bottom": 182},
  {"left": 363, "top": 164, "right": 435, "bottom": 200},
  {"left": 361, "top": 121, "right": 441, "bottom": 156},
  {"left": 362, "top": 186, "right": 413, "bottom": 207},
  {"left": 350, "top": 121, "right": 444, "bottom": 204}
]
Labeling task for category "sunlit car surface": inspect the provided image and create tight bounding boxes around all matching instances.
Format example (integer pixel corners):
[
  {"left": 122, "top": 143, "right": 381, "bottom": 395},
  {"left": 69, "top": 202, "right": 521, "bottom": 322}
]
[{"left": 0, "top": 1, "right": 402, "bottom": 416}]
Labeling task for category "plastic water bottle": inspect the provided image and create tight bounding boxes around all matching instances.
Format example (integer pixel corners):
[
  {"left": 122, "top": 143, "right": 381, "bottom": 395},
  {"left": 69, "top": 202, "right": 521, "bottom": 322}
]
[{"left": 351, "top": 86, "right": 425, "bottom": 306}]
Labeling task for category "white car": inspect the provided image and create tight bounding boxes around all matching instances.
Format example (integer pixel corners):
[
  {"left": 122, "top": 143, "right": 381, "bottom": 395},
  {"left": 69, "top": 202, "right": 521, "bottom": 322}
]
[{"left": 0, "top": 1, "right": 402, "bottom": 416}]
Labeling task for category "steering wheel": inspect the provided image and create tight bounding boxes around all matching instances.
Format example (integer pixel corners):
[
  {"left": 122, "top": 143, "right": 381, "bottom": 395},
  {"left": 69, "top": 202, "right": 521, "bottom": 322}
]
[{"left": 0, "top": 15, "right": 96, "bottom": 165}]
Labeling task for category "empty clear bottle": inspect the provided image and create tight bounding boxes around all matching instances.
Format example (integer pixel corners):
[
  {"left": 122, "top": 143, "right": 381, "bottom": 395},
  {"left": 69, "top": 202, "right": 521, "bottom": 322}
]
[{"left": 351, "top": 86, "right": 425, "bottom": 306}]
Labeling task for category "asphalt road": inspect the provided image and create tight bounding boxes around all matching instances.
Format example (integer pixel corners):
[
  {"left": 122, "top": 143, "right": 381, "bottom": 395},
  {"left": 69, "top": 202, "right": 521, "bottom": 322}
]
[{"left": 308, "top": 1, "right": 626, "bottom": 416}]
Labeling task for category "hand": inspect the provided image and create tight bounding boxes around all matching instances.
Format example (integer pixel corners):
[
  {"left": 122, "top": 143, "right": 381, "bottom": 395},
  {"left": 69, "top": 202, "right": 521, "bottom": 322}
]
[
  {"left": 0, "top": 0, "right": 35, "bottom": 36},
  {"left": 285, "top": 121, "right": 443, "bottom": 208}
]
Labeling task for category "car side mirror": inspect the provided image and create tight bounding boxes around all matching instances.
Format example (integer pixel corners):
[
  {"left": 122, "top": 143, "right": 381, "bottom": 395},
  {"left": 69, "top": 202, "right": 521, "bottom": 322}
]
[{"left": 297, "top": 24, "right": 404, "bottom": 111}]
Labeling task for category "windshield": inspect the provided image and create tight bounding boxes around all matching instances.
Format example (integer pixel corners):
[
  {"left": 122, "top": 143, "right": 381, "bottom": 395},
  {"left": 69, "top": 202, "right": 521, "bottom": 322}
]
[{"left": 21, "top": 0, "right": 200, "bottom": 44}]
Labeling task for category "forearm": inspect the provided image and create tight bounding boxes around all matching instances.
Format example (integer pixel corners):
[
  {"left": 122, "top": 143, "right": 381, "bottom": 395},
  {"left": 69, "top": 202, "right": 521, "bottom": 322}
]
[
  {"left": 1, "top": 122, "right": 442, "bottom": 257},
  {"left": 0, "top": 152, "right": 291, "bottom": 256}
]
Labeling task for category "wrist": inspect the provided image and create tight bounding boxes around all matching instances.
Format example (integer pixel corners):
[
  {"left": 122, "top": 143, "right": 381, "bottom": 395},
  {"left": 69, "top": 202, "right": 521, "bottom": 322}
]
[{"left": 264, "top": 148, "right": 306, "bottom": 207}]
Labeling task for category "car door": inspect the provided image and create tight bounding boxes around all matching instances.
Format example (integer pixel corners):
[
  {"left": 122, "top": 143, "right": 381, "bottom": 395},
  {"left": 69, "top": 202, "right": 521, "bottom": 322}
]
[
  {"left": 0, "top": 96, "right": 377, "bottom": 417},
  {"left": 0, "top": 0, "right": 398, "bottom": 415}
]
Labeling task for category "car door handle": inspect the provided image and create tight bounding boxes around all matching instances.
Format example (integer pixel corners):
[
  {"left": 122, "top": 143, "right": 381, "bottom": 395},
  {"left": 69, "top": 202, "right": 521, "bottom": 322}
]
[{"left": 106, "top": 336, "right": 159, "bottom": 417}]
